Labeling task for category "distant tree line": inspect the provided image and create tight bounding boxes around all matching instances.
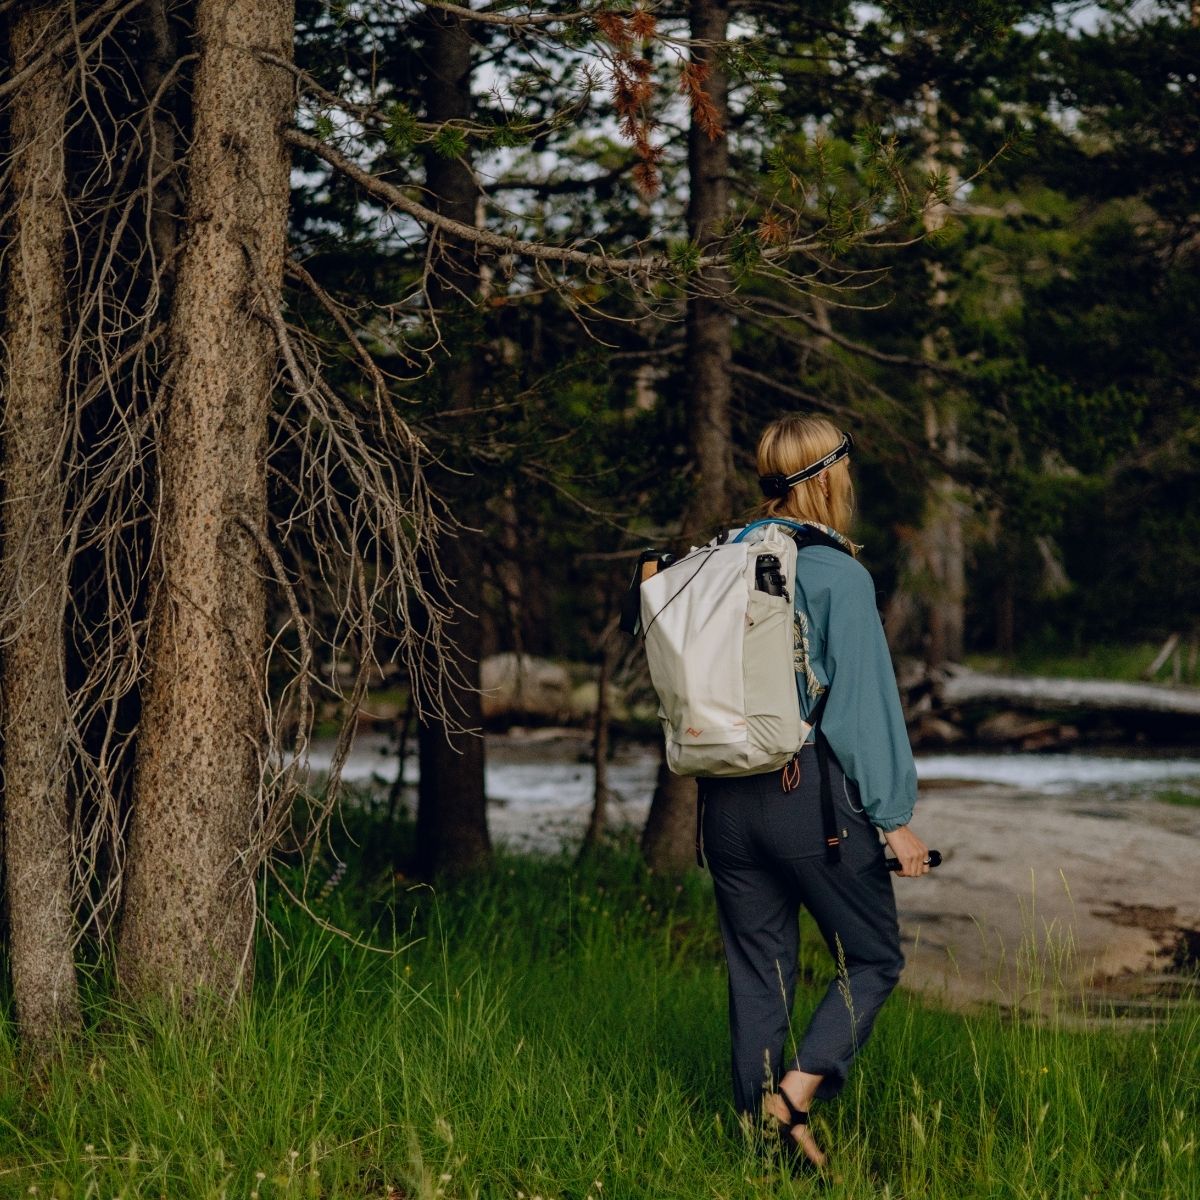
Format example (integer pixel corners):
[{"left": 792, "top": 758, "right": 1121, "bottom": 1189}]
[{"left": 0, "top": 0, "right": 1195, "bottom": 1050}]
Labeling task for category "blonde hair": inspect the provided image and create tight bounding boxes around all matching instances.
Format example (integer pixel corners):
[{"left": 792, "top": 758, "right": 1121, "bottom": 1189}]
[{"left": 756, "top": 414, "right": 855, "bottom": 540}]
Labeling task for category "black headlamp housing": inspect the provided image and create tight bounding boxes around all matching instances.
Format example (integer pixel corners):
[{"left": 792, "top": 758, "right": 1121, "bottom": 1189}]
[
  {"left": 758, "top": 432, "right": 853, "bottom": 499},
  {"left": 758, "top": 473, "right": 793, "bottom": 499}
]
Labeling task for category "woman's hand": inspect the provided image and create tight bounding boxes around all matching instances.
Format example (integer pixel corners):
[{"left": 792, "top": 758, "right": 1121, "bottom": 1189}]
[{"left": 882, "top": 825, "right": 931, "bottom": 877}]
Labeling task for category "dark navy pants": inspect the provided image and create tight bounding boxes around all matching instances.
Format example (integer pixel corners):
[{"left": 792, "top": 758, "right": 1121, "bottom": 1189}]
[{"left": 700, "top": 745, "right": 904, "bottom": 1114}]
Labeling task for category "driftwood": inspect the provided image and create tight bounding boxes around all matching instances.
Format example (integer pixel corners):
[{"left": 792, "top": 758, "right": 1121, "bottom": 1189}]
[
  {"left": 939, "top": 666, "right": 1200, "bottom": 717},
  {"left": 1144, "top": 632, "right": 1182, "bottom": 679}
]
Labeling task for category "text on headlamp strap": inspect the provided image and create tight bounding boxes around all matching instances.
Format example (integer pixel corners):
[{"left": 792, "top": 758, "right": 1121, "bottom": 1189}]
[{"left": 757, "top": 432, "right": 853, "bottom": 498}]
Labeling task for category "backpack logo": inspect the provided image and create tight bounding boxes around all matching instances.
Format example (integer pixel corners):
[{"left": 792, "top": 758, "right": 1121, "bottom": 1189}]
[{"left": 686, "top": 726, "right": 704, "bottom": 738}]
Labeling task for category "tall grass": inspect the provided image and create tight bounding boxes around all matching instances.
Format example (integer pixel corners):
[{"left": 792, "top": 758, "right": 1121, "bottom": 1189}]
[
  {"left": 966, "top": 641, "right": 1196, "bottom": 684},
  {"left": 0, "top": 814, "right": 1196, "bottom": 1199}
]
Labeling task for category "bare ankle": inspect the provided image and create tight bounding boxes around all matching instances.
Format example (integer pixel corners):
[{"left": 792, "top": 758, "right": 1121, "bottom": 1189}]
[{"left": 779, "top": 1068, "right": 823, "bottom": 1108}]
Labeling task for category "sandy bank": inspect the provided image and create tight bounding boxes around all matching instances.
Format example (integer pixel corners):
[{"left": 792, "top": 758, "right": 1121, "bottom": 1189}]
[{"left": 892, "top": 781, "right": 1200, "bottom": 1011}]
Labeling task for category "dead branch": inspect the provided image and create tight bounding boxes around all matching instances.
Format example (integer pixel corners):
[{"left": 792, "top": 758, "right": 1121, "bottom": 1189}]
[
  {"left": 259, "top": 50, "right": 596, "bottom": 148},
  {"left": 728, "top": 362, "right": 857, "bottom": 417},
  {"left": 0, "top": 0, "right": 142, "bottom": 102}
]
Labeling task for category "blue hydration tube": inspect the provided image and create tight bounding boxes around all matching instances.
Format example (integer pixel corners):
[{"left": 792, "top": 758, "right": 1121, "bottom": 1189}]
[{"left": 731, "top": 518, "right": 820, "bottom": 544}]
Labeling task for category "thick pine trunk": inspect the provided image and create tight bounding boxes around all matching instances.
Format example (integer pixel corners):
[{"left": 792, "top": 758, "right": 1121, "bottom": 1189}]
[
  {"left": 642, "top": 0, "right": 731, "bottom": 874},
  {"left": 116, "top": 0, "right": 294, "bottom": 1002},
  {"left": 0, "top": 1, "right": 82, "bottom": 1048},
  {"left": 413, "top": 6, "right": 491, "bottom": 877},
  {"left": 682, "top": 0, "right": 734, "bottom": 530},
  {"left": 918, "top": 87, "right": 966, "bottom": 667}
]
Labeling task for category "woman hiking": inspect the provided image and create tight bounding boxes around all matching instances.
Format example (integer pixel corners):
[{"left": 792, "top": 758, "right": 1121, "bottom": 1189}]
[{"left": 699, "top": 413, "right": 931, "bottom": 1173}]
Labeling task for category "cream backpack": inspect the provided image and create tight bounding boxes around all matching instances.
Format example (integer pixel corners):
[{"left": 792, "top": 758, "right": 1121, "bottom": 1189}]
[{"left": 632, "top": 518, "right": 825, "bottom": 777}]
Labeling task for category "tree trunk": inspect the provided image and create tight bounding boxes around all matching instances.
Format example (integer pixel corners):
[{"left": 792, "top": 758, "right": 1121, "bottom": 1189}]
[
  {"left": 896, "top": 84, "right": 967, "bottom": 668},
  {"left": 117, "top": 0, "right": 294, "bottom": 1003},
  {"left": 995, "top": 567, "right": 1015, "bottom": 656},
  {"left": 580, "top": 622, "right": 615, "bottom": 857},
  {"left": 642, "top": 0, "right": 731, "bottom": 874},
  {"left": 414, "top": 5, "right": 491, "bottom": 877},
  {"left": 0, "top": 0, "right": 82, "bottom": 1048},
  {"left": 682, "top": 0, "right": 734, "bottom": 532},
  {"left": 415, "top": 534, "right": 491, "bottom": 877},
  {"left": 921, "top": 400, "right": 966, "bottom": 666},
  {"left": 941, "top": 668, "right": 1200, "bottom": 717}
]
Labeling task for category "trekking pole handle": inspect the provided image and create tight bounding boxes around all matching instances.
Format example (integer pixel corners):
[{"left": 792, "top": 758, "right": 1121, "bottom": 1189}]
[{"left": 885, "top": 849, "right": 942, "bottom": 872}]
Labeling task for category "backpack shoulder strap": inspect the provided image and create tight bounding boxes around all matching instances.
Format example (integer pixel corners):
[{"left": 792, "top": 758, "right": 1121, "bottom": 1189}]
[
  {"left": 733, "top": 518, "right": 853, "bottom": 558},
  {"left": 793, "top": 526, "right": 851, "bottom": 861},
  {"left": 808, "top": 688, "right": 841, "bottom": 864},
  {"left": 790, "top": 526, "right": 854, "bottom": 558}
]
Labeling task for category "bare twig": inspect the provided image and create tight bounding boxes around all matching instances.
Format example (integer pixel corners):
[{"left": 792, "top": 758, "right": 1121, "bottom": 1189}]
[{"left": 0, "top": 0, "right": 143, "bottom": 101}]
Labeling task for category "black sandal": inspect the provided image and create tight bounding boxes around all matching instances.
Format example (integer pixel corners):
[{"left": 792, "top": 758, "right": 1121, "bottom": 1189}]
[{"left": 775, "top": 1090, "right": 820, "bottom": 1177}]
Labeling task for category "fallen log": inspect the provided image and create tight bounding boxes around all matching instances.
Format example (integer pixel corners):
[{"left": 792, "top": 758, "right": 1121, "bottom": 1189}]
[{"left": 939, "top": 666, "right": 1200, "bottom": 717}]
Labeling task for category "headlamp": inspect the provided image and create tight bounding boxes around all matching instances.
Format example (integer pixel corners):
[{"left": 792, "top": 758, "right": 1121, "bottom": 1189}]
[{"left": 758, "top": 432, "right": 853, "bottom": 499}]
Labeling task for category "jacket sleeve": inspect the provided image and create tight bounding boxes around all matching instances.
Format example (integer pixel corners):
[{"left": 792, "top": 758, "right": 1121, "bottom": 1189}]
[{"left": 819, "top": 564, "right": 917, "bottom": 831}]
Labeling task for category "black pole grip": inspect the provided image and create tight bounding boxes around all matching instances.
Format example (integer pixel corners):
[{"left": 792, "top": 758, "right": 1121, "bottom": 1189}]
[{"left": 885, "top": 849, "right": 942, "bottom": 873}]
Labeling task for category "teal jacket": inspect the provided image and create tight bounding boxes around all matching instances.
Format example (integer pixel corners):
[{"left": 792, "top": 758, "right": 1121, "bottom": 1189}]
[{"left": 792, "top": 543, "right": 917, "bottom": 832}]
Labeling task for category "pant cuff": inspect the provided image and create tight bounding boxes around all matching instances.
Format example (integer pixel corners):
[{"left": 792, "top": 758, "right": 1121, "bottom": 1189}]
[{"left": 794, "top": 1057, "right": 847, "bottom": 1100}]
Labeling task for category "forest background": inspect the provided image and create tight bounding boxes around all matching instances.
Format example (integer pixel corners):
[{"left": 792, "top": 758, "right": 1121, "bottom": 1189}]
[{"left": 0, "top": 0, "right": 1198, "bottom": 1196}]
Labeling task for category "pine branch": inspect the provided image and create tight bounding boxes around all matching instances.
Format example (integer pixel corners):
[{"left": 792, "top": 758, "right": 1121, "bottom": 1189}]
[
  {"left": 748, "top": 298, "right": 962, "bottom": 373},
  {"left": 728, "top": 361, "right": 847, "bottom": 408},
  {"left": 285, "top": 127, "right": 827, "bottom": 280},
  {"left": 409, "top": 0, "right": 594, "bottom": 26}
]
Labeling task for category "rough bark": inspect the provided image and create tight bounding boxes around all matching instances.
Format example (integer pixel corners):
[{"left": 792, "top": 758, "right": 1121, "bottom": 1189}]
[
  {"left": 116, "top": 0, "right": 294, "bottom": 1003},
  {"left": 682, "top": 0, "right": 734, "bottom": 533},
  {"left": 413, "top": 5, "right": 491, "bottom": 878},
  {"left": 641, "top": 0, "right": 732, "bottom": 875},
  {"left": 0, "top": 0, "right": 82, "bottom": 1048}
]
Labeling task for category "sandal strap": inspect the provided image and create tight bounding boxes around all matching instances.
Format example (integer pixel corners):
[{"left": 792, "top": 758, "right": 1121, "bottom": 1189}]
[{"left": 778, "top": 1090, "right": 809, "bottom": 1129}]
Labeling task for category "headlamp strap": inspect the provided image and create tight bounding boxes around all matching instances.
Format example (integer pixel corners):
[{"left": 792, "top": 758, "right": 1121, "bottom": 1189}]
[{"left": 758, "top": 432, "right": 853, "bottom": 498}]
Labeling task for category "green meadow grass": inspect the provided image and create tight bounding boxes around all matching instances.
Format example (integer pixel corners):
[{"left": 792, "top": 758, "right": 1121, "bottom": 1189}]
[
  {"left": 0, "top": 812, "right": 1197, "bottom": 1199},
  {"left": 967, "top": 640, "right": 1199, "bottom": 685},
  {"left": 1158, "top": 787, "right": 1200, "bottom": 808}
]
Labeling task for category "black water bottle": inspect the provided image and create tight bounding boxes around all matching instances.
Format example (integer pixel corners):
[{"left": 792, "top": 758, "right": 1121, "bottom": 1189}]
[{"left": 755, "top": 554, "right": 788, "bottom": 601}]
